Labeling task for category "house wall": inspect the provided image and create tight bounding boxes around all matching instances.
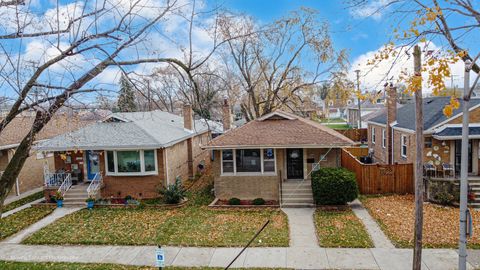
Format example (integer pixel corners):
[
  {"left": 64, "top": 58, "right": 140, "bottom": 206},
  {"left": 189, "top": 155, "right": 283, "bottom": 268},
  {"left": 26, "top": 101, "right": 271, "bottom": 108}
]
[
  {"left": 368, "top": 123, "right": 388, "bottom": 163},
  {"left": 305, "top": 148, "right": 340, "bottom": 178},
  {"left": 212, "top": 150, "right": 280, "bottom": 200},
  {"left": 102, "top": 149, "right": 166, "bottom": 199},
  {"left": 165, "top": 140, "right": 190, "bottom": 184},
  {"left": 392, "top": 129, "right": 416, "bottom": 164},
  {"left": 423, "top": 136, "right": 452, "bottom": 166},
  {"left": 445, "top": 106, "right": 480, "bottom": 125}
]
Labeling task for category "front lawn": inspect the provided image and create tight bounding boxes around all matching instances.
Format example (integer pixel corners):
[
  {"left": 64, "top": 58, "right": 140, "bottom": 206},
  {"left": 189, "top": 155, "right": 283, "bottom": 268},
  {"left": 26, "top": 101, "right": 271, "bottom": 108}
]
[
  {"left": 0, "top": 206, "right": 54, "bottom": 241},
  {"left": 24, "top": 206, "right": 289, "bottom": 247},
  {"left": 3, "top": 191, "right": 44, "bottom": 213},
  {"left": 323, "top": 123, "right": 350, "bottom": 130},
  {"left": 0, "top": 261, "right": 289, "bottom": 270},
  {"left": 362, "top": 195, "right": 480, "bottom": 248},
  {"left": 314, "top": 208, "right": 373, "bottom": 248}
]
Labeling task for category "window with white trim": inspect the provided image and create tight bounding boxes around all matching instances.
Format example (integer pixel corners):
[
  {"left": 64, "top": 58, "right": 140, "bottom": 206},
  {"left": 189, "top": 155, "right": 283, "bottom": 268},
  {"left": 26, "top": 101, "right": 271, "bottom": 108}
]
[
  {"left": 382, "top": 129, "right": 386, "bottom": 148},
  {"left": 371, "top": 127, "right": 376, "bottom": 144},
  {"left": 221, "top": 149, "right": 234, "bottom": 173},
  {"left": 401, "top": 135, "right": 408, "bottom": 158},
  {"left": 105, "top": 150, "right": 157, "bottom": 176},
  {"left": 220, "top": 148, "right": 276, "bottom": 175}
]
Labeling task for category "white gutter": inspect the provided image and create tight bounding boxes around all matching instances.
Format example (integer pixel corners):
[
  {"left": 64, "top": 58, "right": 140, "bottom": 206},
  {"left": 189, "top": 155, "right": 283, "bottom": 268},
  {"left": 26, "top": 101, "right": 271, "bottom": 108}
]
[{"left": 202, "top": 144, "right": 355, "bottom": 150}]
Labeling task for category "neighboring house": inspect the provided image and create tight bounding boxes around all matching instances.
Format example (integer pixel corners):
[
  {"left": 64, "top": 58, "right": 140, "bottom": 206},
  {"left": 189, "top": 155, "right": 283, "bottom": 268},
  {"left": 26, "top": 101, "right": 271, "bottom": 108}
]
[
  {"left": 346, "top": 100, "right": 387, "bottom": 128},
  {"left": 36, "top": 104, "right": 225, "bottom": 202},
  {"left": 323, "top": 98, "right": 354, "bottom": 119},
  {"left": 204, "top": 110, "right": 354, "bottom": 207},
  {"left": 1, "top": 114, "right": 96, "bottom": 199},
  {"left": 367, "top": 87, "right": 480, "bottom": 176}
]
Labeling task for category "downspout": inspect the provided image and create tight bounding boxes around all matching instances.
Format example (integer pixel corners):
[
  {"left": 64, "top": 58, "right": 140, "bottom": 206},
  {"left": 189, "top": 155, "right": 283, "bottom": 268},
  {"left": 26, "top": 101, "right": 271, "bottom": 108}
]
[
  {"left": 164, "top": 149, "right": 169, "bottom": 185},
  {"left": 390, "top": 121, "right": 398, "bottom": 164}
]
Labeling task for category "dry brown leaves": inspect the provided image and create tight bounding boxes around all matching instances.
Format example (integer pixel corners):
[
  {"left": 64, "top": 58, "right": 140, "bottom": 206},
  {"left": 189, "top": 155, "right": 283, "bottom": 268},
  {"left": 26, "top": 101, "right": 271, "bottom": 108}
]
[{"left": 363, "top": 195, "right": 480, "bottom": 248}]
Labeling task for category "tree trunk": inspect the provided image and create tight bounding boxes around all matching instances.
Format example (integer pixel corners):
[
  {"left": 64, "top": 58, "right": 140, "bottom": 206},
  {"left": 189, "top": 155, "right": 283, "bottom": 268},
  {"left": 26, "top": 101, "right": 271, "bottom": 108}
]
[
  {"left": 458, "top": 60, "right": 471, "bottom": 270},
  {"left": 412, "top": 45, "right": 424, "bottom": 270}
]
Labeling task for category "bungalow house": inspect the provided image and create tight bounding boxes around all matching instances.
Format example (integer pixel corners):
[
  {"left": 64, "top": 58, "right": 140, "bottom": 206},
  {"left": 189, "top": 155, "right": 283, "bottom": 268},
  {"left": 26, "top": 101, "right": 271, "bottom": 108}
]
[
  {"left": 36, "top": 104, "right": 222, "bottom": 204},
  {"left": 1, "top": 113, "right": 96, "bottom": 200},
  {"left": 367, "top": 85, "right": 480, "bottom": 176},
  {"left": 204, "top": 110, "right": 355, "bottom": 207}
]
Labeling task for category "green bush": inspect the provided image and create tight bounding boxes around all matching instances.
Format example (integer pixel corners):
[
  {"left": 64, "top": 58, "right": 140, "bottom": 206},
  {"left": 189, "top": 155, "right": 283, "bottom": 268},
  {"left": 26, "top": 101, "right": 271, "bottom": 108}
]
[
  {"left": 159, "top": 178, "right": 186, "bottom": 204},
  {"left": 252, "top": 198, "right": 265, "bottom": 205},
  {"left": 311, "top": 168, "right": 359, "bottom": 205},
  {"left": 428, "top": 180, "right": 459, "bottom": 206},
  {"left": 228, "top": 197, "right": 241, "bottom": 205}
]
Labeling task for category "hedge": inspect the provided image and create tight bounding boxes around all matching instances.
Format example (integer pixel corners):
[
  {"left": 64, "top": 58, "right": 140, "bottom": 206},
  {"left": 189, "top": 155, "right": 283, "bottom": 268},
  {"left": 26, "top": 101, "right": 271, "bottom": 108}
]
[{"left": 311, "top": 167, "right": 359, "bottom": 205}]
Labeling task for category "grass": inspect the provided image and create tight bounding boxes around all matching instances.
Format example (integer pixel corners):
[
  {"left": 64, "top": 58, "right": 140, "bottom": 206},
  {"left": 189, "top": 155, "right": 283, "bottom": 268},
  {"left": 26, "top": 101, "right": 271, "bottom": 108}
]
[
  {"left": 323, "top": 123, "right": 351, "bottom": 130},
  {"left": 314, "top": 208, "right": 373, "bottom": 248},
  {"left": 3, "top": 191, "right": 44, "bottom": 213},
  {"left": 0, "top": 261, "right": 291, "bottom": 270},
  {"left": 362, "top": 195, "right": 480, "bottom": 248},
  {"left": 0, "top": 206, "right": 54, "bottom": 241},
  {"left": 24, "top": 206, "right": 289, "bottom": 247},
  {"left": 318, "top": 118, "right": 345, "bottom": 123}
]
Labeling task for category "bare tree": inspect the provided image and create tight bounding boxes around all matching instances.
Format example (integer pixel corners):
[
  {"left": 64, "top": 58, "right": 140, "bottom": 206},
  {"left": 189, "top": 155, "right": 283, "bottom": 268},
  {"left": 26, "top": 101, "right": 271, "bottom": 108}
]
[{"left": 220, "top": 8, "right": 346, "bottom": 121}]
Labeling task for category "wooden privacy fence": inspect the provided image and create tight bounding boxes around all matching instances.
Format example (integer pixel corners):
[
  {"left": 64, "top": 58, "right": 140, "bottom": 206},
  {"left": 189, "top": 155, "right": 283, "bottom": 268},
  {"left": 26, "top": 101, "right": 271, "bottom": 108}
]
[
  {"left": 341, "top": 148, "right": 414, "bottom": 194},
  {"left": 334, "top": 128, "right": 368, "bottom": 142}
]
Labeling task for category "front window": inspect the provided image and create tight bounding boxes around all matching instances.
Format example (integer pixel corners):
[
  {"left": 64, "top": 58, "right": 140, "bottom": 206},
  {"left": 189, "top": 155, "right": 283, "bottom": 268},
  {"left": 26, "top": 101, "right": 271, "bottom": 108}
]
[
  {"left": 401, "top": 135, "right": 408, "bottom": 158},
  {"left": 222, "top": 150, "right": 234, "bottom": 173},
  {"left": 425, "top": 137, "right": 432, "bottom": 148},
  {"left": 221, "top": 148, "right": 276, "bottom": 175},
  {"left": 236, "top": 149, "right": 261, "bottom": 172},
  {"left": 105, "top": 150, "right": 157, "bottom": 175}
]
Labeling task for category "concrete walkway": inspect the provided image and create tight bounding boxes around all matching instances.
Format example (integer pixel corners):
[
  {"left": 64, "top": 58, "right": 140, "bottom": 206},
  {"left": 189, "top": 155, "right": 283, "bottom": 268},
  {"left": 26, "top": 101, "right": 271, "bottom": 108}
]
[
  {"left": 4, "top": 187, "right": 42, "bottom": 205},
  {"left": 0, "top": 243, "right": 475, "bottom": 269},
  {"left": 1, "top": 198, "right": 44, "bottom": 218},
  {"left": 2, "top": 206, "right": 83, "bottom": 244},
  {"left": 350, "top": 199, "right": 395, "bottom": 248},
  {"left": 281, "top": 208, "right": 318, "bottom": 247}
]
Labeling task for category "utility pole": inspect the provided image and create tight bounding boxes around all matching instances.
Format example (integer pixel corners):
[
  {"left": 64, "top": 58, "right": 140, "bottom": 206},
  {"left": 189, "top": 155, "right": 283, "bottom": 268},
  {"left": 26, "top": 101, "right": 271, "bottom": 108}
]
[
  {"left": 412, "top": 45, "right": 424, "bottom": 270},
  {"left": 355, "top": 69, "right": 362, "bottom": 129},
  {"left": 458, "top": 60, "right": 472, "bottom": 270}
]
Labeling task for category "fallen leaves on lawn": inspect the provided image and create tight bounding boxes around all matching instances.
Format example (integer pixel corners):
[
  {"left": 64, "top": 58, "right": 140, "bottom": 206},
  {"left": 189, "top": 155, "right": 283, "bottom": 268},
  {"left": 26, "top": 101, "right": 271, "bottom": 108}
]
[{"left": 363, "top": 195, "right": 480, "bottom": 248}]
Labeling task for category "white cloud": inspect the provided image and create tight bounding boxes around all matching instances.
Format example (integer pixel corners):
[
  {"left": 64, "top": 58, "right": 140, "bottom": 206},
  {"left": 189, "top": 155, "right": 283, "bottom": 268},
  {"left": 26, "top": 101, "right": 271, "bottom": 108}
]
[
  {"left": 349, "top": 0, "right": 393, "bottom": 21},
  {"left": 349, "top": 42, "right": 470, "bottom": 94}
]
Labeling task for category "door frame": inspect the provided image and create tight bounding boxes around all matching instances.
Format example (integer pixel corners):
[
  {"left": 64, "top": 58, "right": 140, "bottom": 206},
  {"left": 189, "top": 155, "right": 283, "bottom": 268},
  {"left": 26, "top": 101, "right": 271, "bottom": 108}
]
[
  {"left": 85, "top": 150, "right": 100, "bottom": 181},
  {"left": 286, "top": 148, "right": 304, "bottom": 179},
  {"left": 454, "top": 140, "right": 473, "bottom": 174}
]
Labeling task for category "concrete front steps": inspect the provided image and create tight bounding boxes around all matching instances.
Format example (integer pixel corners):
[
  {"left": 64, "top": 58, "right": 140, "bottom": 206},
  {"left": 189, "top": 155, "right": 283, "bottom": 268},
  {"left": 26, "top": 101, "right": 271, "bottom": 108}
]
[
  {"left": 281, "top": 180, "right": 314, "bottom": 208},
  {"left": 63, "top": 183, "right": 89, "bottom": 206}
]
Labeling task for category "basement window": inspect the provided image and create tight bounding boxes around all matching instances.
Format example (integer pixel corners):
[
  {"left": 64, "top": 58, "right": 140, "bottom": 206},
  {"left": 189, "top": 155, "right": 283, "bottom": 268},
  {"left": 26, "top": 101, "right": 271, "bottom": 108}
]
[{"left": 105, "top": 150, "right": 158, "bottom": 176}]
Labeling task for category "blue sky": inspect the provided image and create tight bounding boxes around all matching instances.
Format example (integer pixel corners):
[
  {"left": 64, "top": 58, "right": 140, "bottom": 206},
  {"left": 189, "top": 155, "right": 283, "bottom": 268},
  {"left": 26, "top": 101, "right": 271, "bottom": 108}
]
[{"left": 217, "top": 0, "right": 390, "bottom": 65}]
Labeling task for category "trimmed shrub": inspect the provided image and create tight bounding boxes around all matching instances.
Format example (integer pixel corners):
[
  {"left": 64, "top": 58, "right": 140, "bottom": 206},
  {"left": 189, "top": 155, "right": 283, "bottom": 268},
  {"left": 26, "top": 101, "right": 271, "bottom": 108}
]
[
  {"left": 311, "top": 168, "right": 359, "bottom": 205},
  {"left": 252, "top": 198, "right": 266, "bottom": 205},
  {"left": 428, "top": 180, "right": 459, "bottom": 206},
  {"left": 228, "top": 197, "right": 241, "bottom": 205}
]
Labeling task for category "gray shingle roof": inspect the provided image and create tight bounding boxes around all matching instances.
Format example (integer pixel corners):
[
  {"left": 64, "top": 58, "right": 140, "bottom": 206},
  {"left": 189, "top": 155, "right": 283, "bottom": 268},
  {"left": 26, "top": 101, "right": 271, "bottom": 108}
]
[
  {"left": 369, "top": 97, "right": 480, "bottom": 131},
  {"left": 434, "top": 126, "right": 480, "bottom": 138},
  {"left": 36, "top": 110, "right": 215, "bottom": 151}
]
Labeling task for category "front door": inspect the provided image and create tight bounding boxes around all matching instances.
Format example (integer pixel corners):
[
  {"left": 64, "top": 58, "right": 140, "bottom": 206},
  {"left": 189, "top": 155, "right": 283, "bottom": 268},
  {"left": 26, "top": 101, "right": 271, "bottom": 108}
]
[
  {"left": 286, "top": 149, "right": 304, "bottom": 179},
  {"left": 86, "top": 151, "right": 100, "bottom": 181},
  {"left": 455, "top": 140, "right": 472, "bottom": 174}
]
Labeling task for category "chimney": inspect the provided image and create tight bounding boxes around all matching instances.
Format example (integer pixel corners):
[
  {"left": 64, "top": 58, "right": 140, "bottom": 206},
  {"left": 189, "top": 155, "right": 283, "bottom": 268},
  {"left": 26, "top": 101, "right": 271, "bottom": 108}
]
[
  {"left": 222, "top": 98, "right": 231, "bottom": 132},
  {"left": 183, "top": 103, "right": 193, "bottom": 130},
  {"left": 386, "top": 83, "right": 397, "bottom": 164}
]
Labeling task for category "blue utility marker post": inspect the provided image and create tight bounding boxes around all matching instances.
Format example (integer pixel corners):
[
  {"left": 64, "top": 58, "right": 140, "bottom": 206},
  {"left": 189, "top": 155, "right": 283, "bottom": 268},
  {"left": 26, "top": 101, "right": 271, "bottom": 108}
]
[{"left": 156, "top": 246, "right": 165, "bottom": 269}]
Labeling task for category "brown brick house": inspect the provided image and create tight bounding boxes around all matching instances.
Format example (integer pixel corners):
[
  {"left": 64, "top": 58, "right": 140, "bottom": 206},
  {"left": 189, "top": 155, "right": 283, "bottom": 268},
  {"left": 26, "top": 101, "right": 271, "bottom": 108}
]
[
  {"left": 1, "top": 114, "right": 95, "bottom": 200},
  {"left": 367, "top": 86, "right": 480, "bottom": 176},
  {"left": 36, "top": 105, "right": 221, "bottom": 202},
  {"left": 204, "top": 110, "right": 354, "bottom": 207}
]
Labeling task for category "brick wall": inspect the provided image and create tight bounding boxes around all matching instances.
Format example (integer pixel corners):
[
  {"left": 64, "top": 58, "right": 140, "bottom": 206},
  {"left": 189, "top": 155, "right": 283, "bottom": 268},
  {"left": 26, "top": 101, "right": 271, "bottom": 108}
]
[
  {"left": 424, "top": 136, "right": 452, "bottom": 166},
  {"left": 102, "top": 149, "right": 165, "bottom": 199},
  {"left": 368, "top": 123, "right": 388, "bottom": 163},
  {"left": 305, "top": 148, "right": 340, "bottom": 177},
  {"left": 392, "top": 129, "right": 415, "bottom": 164},
  {"left": 446, "top": 106, "right": 480, "bottom": 124}
]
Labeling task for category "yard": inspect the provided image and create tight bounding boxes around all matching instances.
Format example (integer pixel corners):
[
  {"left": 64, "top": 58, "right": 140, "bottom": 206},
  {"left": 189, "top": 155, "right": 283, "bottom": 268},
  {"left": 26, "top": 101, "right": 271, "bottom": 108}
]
[
  {"left": 3, "top": 191, "right": 44, "bottom": 213},
  {"left": 0, "top": 261, "right": 290, "bottom": 270},
  {"left": 0, "top": 206, "right": 54, "bottom": 241},
  {"left": 314, "top": 208, "right": 373, "bottom": 248},
  {"left": 362, "top": 195, "right": 480, "bottom": 248},
  {"left": 23, "top": 206, "right": 289, "bottom": 247}
]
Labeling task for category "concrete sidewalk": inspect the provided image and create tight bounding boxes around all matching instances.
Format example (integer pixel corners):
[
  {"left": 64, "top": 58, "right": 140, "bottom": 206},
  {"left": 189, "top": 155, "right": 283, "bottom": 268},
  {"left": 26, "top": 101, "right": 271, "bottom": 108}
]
[
  {"left": 0, "top": 244, "right": 475, "bottom": 269},
  {"left": 1, "top": 198, "right": 44, "bottom": 218},
  {"left": 282, "top": 208, "right": 318, "bottom": 248}
]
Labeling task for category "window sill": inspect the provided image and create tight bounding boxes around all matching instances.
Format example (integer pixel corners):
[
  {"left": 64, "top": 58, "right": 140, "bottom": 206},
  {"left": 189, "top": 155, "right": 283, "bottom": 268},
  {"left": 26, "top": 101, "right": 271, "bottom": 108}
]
[
  {"left": 221, "top": 172, "right": 277, "bottom": 177},
  {"left": 106, "top": 172, "right": 158, "bottom": 177}
]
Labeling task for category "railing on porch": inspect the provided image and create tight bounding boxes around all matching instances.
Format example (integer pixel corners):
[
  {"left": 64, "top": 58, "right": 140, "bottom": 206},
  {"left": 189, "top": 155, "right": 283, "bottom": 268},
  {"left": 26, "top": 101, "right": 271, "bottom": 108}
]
[
  {"left": 87, "top": 172, "right": 103, "bottom": 198},
  {"left": 57, "top": 173, "right": 72, "bottom": 196},
  {"left": 44, "top": 172, "right": 70, "bottom": 187}
]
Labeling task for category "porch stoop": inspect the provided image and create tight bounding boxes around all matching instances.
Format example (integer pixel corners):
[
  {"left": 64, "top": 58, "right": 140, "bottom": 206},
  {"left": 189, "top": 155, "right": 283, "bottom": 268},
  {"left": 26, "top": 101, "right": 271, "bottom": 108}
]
[
  {"left": 467, "top": 178, "right": 480, "bottom": 209},
  {"left": 63, "top": 183, "right": 89, "bottom": 206},
  {"left": 281, "top": 180, "right": 315, "bottom": 208}
]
